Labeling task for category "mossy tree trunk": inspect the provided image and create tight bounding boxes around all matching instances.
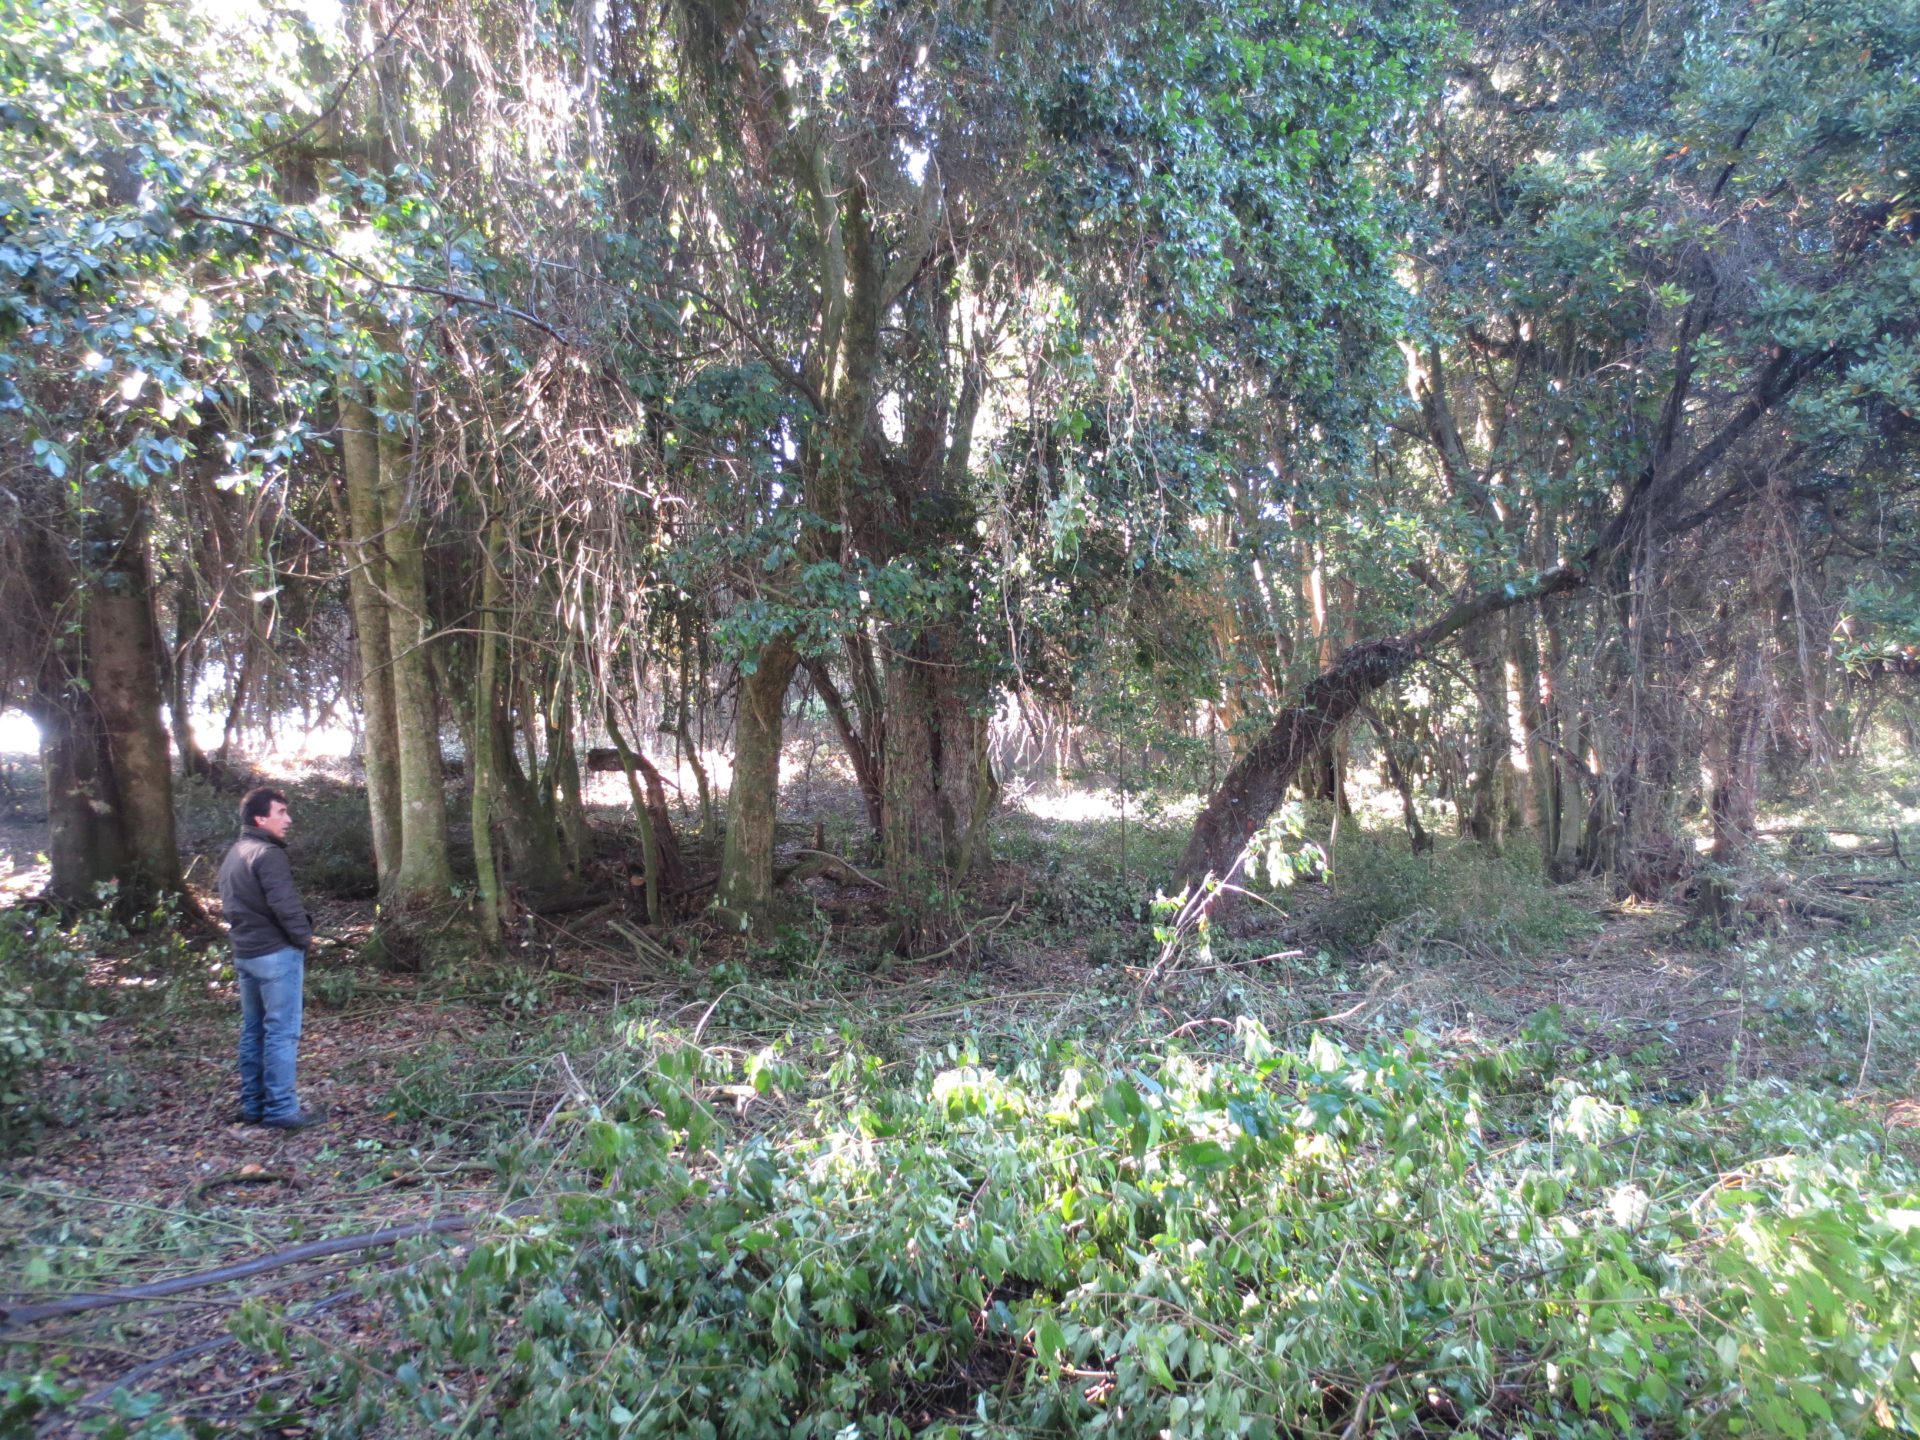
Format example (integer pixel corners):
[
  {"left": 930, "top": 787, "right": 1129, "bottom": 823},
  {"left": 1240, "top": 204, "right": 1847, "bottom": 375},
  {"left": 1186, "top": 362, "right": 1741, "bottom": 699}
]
[
  {"left": 36, "top": 693, "right": 125, "bottom": 907},
  {"left": 483, "top": 697, "right": 576, "bottom": 903}
]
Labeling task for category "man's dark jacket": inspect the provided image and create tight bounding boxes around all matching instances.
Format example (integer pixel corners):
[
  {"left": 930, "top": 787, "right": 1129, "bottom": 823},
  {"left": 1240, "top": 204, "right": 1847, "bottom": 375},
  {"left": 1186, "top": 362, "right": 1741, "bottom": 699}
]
[{"left": 218, "top": 827, "right": 313, "bottom": 959}]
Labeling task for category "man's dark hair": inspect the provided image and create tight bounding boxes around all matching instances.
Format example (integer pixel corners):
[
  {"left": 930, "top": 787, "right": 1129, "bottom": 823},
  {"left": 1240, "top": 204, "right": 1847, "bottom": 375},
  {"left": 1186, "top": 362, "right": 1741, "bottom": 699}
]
[{"left": 240, "top": 786, "right": 289, "bottom": 828}]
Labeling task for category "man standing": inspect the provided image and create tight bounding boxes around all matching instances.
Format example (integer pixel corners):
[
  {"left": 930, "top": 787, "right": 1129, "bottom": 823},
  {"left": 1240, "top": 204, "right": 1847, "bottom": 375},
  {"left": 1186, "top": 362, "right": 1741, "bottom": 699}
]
[{"left": 218, "top": 787, "right": 323, "bottom": 1130}]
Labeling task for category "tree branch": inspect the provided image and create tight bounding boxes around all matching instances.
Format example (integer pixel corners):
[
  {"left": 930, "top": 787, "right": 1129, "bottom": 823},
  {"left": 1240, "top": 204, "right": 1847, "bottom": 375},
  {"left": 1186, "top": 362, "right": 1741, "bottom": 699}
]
[{"left": 179, "top": 207, "right": 574, "bottom": 345}]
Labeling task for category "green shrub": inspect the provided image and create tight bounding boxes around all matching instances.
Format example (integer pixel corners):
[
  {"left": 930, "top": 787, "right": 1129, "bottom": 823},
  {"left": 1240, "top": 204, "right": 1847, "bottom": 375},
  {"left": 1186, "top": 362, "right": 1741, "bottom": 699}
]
[
  {"left": 253, "top": 1025, "right": 1920, "bottom": 1439},
  {"left": 0, "top": 910, "right": 105, "bottom": 1138},
  {"left": 1313, "top": 833, "right": 1593, "bottom": 959}
]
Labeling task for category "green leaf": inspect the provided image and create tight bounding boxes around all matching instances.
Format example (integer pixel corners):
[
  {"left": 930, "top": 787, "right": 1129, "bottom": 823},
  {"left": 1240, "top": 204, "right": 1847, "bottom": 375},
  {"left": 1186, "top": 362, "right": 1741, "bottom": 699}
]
[{"left": 1034, "top": 1315, "right": 1066, "bottom": 1367}]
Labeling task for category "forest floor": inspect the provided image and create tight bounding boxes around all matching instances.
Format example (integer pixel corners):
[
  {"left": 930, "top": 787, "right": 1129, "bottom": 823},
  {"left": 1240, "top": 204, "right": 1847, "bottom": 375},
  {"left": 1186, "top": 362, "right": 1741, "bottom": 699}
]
[{"left": 3, "top": 755, "right": 1919, "bottom": 1434}]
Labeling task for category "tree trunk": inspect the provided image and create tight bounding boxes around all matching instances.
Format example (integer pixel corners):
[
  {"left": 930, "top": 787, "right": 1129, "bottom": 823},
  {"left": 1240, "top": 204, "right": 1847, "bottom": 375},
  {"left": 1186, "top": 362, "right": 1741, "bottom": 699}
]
[
  {"left": 84, "top": 484, "right": 183, "bottom": 905},
  {"left": 674, "top": 622, "right": 716, "bottom": 841},
  {"left": 546, "top": 688, "right": 593, "bottom": 873},
  {"left": 1603, "top": 566, "right": 1694, "bottom": 898},
  {"left": 1363, "top": 704, "right": 1429, "bottom": 852},
  {"left": 880, "top": 634, "right": 998, "bottom": 947},
  {"left": 1175, "top": 562, "right": 1587, "bottom": 897},
  {"left": 1177, "top": 638, "right": 1417, "bottom": 891},
  {"left": 23, "top": 521, "right": 119, "bottom": 906},
  {"left": 216, "top": 633, "right": 256, "bottom": 765},
  {"left": 715, "top": 636, "right": 797, "bottom": 928},
  {"left": 36, "top": 693, "right": 123, "bottom": 907},
  {"left": 1709, "top": 631, "right": 1766, "bottom": 863},
  {"left": 1510, "top": 608, "right": 1553, "bottom": 848},
  {"left": 372, "top": 368, "right": 455, "bottom": 913},
  {"left": 470, "top": 511, "right": 506, "bottom": 947},
  {"left": 1461, "top": 618, "right": 1510, "bottom": 852},
  {"left": 484, "top": 708, "right": 574, "bottom": 903},
  {"left": 338, "top": 390, "right": 403, "bottom": 891},
  {"left": 166, "top": 576, "right": 211, "bottom": 779},
  {"left": 604, "top": 698, "right": 686, "bottom": 921}
]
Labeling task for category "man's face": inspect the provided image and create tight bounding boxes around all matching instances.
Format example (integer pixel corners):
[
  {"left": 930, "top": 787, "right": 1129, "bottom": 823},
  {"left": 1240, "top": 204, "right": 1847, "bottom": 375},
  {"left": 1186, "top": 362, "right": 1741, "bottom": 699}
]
[{"left": 259, "top": 800, "right": 293, "bottom": 841}]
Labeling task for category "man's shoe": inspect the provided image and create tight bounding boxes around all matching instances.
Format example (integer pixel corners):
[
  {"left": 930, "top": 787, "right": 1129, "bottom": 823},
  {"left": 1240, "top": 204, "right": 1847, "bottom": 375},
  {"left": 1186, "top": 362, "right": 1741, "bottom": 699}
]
[
  {"left": 228, "top": 1107, "right": 264, "bottom": 1126},
  {"left": 261, "top": 1105, "right": 327, "bottom": 1131}
]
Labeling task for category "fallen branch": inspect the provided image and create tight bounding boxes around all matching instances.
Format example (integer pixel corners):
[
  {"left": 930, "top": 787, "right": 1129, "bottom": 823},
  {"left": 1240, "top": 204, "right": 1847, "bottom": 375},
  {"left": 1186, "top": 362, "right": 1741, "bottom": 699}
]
[
  {"left": 901, "top": 895, "right": 1021, "bottom": 965},
  {"left": 78, "top": 1335, "right": 236, "bottom": 1410},
  {"left": 76, "top": 1278, "right": 366, "bottom": 1410},
  {"left": 777, "top": 849, "right": 889, "bottom": 891},
  {"left": 0, "top": 1213, "right": 485, "bottom": 1331},
  {"left": 606, "top": 917, "right": 681, "bottom": 968}
]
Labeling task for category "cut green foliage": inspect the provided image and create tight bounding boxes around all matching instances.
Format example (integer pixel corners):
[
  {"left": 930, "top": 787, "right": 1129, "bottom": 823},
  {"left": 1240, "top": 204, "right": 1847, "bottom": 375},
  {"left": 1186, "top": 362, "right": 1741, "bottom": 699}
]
[{"left": 259, "top": 1020, "right": 1919, "bottom": 1438}]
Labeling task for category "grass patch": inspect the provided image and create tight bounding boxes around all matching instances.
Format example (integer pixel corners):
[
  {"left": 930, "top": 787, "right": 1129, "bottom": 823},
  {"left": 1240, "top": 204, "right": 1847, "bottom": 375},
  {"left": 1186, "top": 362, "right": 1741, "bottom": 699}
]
[{"left": 1308, "top": 831, "right": 1597, "bottom": 961}]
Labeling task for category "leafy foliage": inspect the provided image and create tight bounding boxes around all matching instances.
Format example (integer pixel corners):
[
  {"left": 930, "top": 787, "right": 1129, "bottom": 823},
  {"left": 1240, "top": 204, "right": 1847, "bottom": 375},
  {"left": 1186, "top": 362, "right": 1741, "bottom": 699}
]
[
  {"left": 251, "top": 1021, "right": 1920, "bottom": 1438},
  {"left": 0, "top": 908, "right": 105, "bottom": 1138}
]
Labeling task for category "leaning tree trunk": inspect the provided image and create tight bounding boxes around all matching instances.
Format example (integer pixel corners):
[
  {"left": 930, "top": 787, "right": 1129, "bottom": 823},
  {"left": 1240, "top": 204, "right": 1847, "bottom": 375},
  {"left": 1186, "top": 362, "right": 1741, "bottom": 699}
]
[
  {"left": 1175, "top": 565, "right": 1588, "bottom": 898},
  {"left": 715, "top": 636, "right": 798, "bottom": 929},
  {"left": 1176, "top": 638, "right": 1419, "bottom": 891}
]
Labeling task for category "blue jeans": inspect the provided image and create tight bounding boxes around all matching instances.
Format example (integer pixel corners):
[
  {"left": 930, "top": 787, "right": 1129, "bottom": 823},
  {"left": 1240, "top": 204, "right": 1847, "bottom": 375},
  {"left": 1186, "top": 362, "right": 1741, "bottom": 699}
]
[{"left": 237, "top": 946, "right": 305, "bottom": 1122}]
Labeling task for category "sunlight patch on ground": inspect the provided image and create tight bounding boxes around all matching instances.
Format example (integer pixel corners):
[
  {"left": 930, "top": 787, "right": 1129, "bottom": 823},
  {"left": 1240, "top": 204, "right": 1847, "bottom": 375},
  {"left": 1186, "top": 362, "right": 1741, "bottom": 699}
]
[{"left": 0, "top": 852, "right": 49, "bottom": 904}]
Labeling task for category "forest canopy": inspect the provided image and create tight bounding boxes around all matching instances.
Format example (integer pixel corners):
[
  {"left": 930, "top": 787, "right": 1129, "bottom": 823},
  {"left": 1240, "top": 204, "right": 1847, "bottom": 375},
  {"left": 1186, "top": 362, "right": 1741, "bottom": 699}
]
[{"left": 2, "top": 0, "right": 1914, "bottom": 943}]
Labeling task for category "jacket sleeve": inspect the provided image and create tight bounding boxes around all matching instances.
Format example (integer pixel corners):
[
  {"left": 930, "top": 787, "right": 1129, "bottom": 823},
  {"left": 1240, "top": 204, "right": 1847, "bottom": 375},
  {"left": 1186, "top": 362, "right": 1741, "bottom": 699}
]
[{"left": 256, "top": 846, "right": 314, "bottom": 951}]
